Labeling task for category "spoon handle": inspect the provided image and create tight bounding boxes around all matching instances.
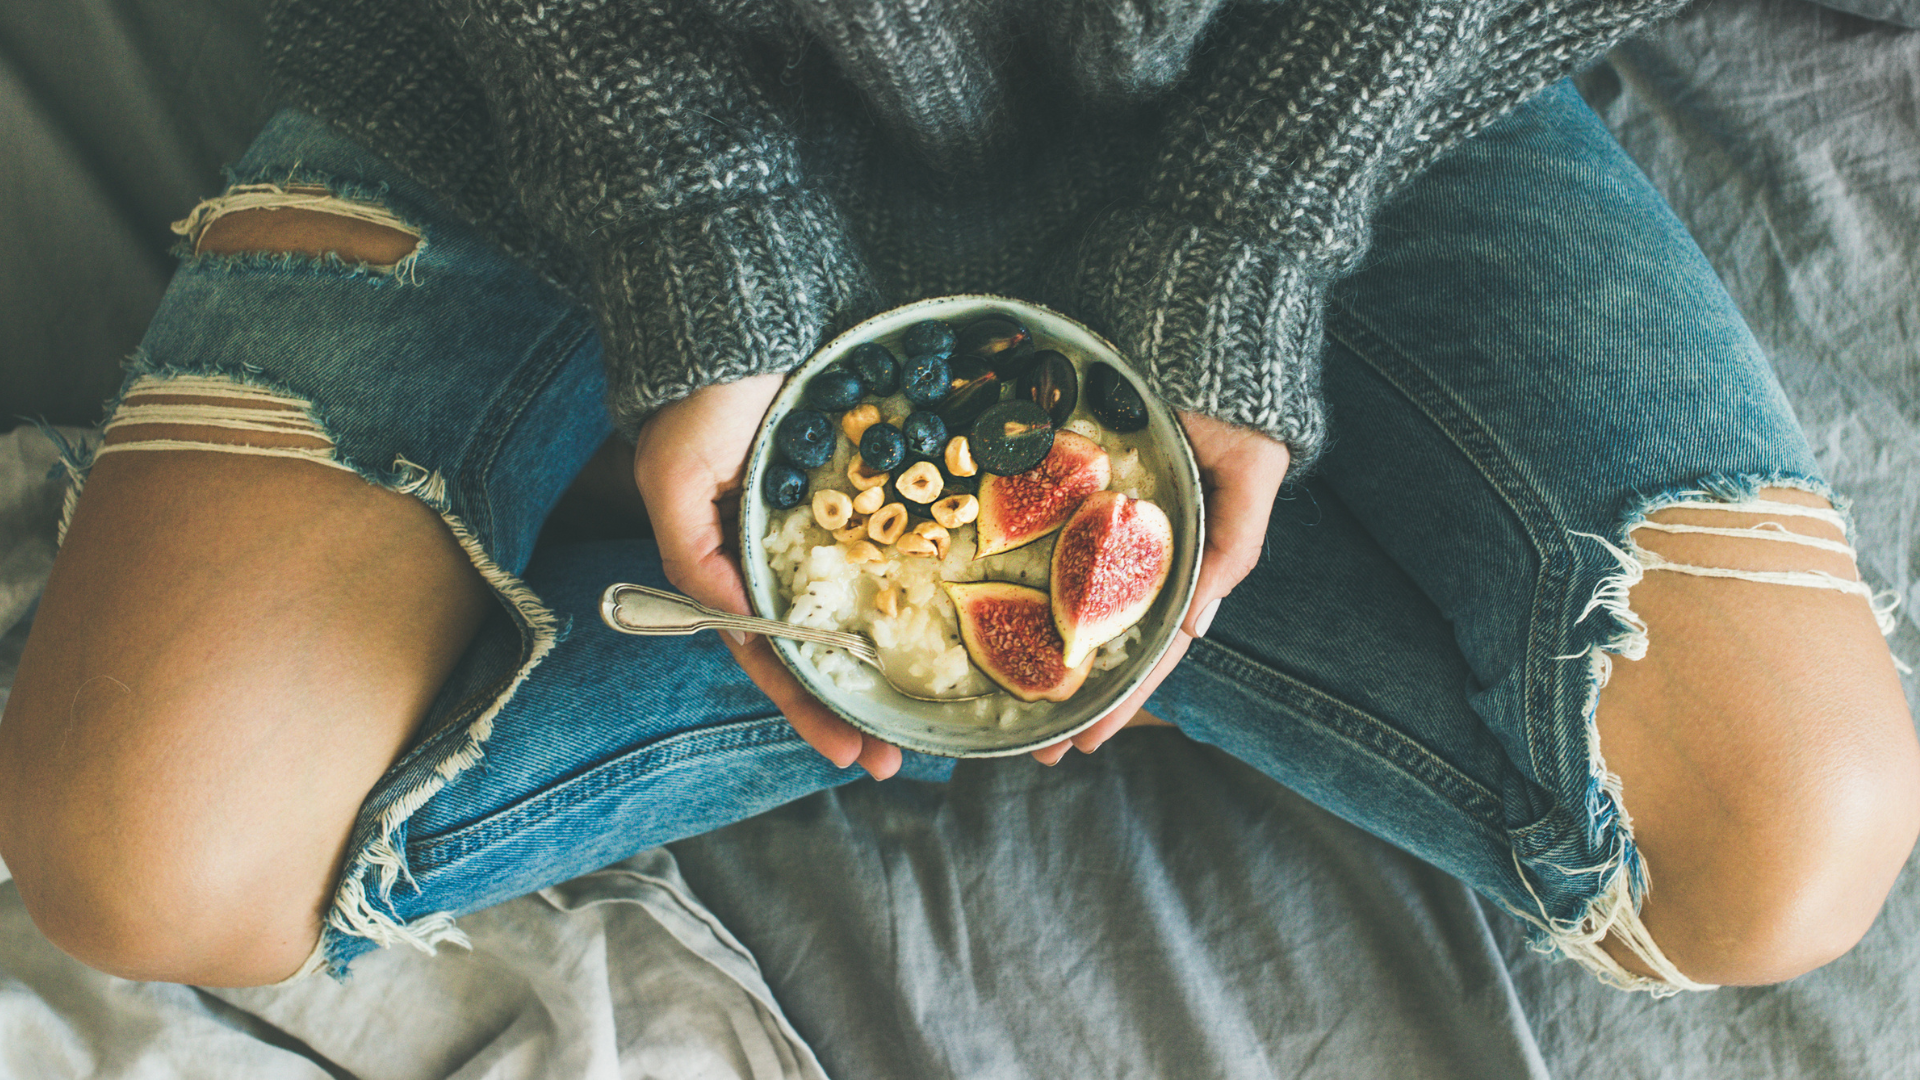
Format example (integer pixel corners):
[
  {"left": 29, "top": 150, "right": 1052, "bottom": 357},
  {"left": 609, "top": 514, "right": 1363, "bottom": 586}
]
[{"left": 599, "top": 583, "right": 875, "bottom": 657}]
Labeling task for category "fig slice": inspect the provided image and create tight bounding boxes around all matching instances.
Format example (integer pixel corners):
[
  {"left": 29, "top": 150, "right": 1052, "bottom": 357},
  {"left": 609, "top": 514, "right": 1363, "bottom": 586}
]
[
  {"left": 974, "top": 431, "right": 1110, "bottom": 558},
  {"left": 944, "top": 581, "right": 1094, "bottom": 703},
  {"left": 1050, "top": 491, "right": 1173, "bottom": 669}
]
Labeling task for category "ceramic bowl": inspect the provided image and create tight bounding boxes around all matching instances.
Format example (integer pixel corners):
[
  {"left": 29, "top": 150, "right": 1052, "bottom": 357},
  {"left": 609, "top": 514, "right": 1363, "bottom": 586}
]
[{"left": 739, "top": 295, "right": 1204, "bottom": 757}]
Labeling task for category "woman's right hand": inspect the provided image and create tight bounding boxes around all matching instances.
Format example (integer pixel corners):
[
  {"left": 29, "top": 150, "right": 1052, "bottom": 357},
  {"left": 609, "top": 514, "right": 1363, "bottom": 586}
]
[{"left": 631, "top": 374, "right": 906, "bottom": 780}]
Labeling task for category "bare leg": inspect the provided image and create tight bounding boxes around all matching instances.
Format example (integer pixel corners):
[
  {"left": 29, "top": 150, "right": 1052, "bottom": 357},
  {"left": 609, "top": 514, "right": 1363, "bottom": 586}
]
[
  {"left": 0, "top": 212, "right": 492, "bottom": 986},
  {"left": 1598, "top": 488, "right": 1920, "bottom": 985}
]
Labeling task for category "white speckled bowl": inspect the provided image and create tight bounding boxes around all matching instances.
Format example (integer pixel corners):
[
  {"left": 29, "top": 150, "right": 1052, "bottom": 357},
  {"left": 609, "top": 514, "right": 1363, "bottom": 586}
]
[{"left": 740, "top": 296, "right": 1204, "bottom": 757}]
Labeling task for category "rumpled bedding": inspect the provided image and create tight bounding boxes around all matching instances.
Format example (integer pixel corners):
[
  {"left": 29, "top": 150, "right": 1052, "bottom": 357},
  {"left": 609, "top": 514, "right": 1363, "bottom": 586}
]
[{"left": 3, "top": 1, "right": 1919, "bottom": 1076}]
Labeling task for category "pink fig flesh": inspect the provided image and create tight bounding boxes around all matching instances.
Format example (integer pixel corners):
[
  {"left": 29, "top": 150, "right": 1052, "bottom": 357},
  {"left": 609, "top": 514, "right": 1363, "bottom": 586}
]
[
  {"left": 974, "top": 431, "right": 1111, "bottom": 558},
  {"left": 944, "top": 581, "right": 1093, "bottom": 703},
  {"left": 1050, "top": 491, "right": 1173, "bottom": 668}
]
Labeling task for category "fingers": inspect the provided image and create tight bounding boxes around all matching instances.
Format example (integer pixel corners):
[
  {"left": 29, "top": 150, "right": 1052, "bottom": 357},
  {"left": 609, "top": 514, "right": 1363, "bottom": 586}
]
[
  {"left": 1069, "top": 630, "right": 1192, "bottom": 755},
  {"left": 1029, "top": 631, "right": 1194, "bottom": 764},
  {"left": 721, "top": 632, "right": 867, "bottom": 768},
  {"left": 855, "top": 736, "right": 904, "bottom": 780},
  {"left": 1030, "top": 739, "right": 1074, "bottom": 767}
]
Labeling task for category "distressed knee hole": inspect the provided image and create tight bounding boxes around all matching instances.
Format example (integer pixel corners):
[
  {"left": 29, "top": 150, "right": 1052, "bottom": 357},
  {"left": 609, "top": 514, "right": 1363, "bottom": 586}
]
[
  {"left": 1631, "top": 487, "right": 1860, "bottom": 584},
  {"left": 174, "top": 184, "right": 422, "bottom": 272},
  {"left": 1579, "top": 486, "right": 1897, "bottom": 664},
  {"left": 1537, "top": 484, "right": 1903, "bottom": 995},
  {"left": 100, "top": 375, "right": 343, "bottom": 466}
]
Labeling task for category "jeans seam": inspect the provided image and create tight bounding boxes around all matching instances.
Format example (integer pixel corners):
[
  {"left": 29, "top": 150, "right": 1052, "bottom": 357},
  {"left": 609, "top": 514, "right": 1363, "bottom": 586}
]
[
  {"left": 1323, "top": 298, "right": 1586, "bottom": 792},
  {"left": 405, "top": 714, "right": 796, "bottom": 872},
  {"left": 460, "top": 312, "right": 598, "bottom": 547},
  {"left": 1187, "top": 637, "right": 1506, "bottom": 832}
]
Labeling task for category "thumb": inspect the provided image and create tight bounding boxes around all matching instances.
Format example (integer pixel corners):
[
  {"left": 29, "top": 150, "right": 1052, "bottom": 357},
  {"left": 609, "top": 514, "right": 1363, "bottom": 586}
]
[{"left": 639, "top": 455, "right": 754, "bottom": 640}]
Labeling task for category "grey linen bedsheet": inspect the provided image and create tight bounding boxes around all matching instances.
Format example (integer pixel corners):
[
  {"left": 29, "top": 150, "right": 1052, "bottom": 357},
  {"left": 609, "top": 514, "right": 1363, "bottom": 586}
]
[{"left": 4, "top": 0, "right": 1920, "bottom": 1076}]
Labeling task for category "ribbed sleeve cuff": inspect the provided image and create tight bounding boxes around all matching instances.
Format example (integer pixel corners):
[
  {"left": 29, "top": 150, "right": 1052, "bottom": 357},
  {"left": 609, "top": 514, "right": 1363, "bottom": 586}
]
[
  {"left": 1053, "top": 206, "right": 1331, "bottom": 469},
  {"left": 595, "top": 188, "right": 875, "bottom": 441}
]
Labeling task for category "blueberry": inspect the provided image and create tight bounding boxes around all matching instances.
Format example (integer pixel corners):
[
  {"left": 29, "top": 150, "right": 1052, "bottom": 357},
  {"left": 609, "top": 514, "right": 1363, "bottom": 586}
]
[
  {"left": 902, "top": 411, "right": 948, "bottom": 458},
  {"left": 774, "top": 409, "right": 835, "bottom": 469},
  {"left": 805, "top": 369, "right": 863, "bottom": 411},
  {"left": 859, "top": 421, "right": 907, "bottom": 472},
  {"left": 901, "top": 319, "right": 956, "bottom": 359},
  {"left": 762, "top": 462, "right": 808, "bottom": 509},
  {"left": 901, "top": 354, "right": 952, "bottom": 407},
  {"left": 847, "top": 342, "right": 899, "bottom": 397}
]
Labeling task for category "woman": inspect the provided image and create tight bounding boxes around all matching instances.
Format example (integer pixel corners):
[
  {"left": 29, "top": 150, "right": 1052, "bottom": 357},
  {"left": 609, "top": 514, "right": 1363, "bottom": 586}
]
[{"left": 1, "top": 0, "right": 1914, "bottom": 996}]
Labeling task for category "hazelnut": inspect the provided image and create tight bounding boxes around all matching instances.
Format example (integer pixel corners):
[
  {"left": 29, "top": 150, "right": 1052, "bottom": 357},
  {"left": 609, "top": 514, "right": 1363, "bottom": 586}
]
[
  {"left": 867, "top": 502, "right": 908, "bottom": 545},
  {"left": 832, "top": 518, "right": 869, "bottom": 544},
  {"left": 851, "top": 484, "right": 886, "bottom": 515},
  {"left": 944, "top": 436, "right": 977, "bottom": 477},
  {"left": 847, "top": 454, "right": 890, "bottom": 491},
  {"left": 841, "top": 403, "right": 882, "bottom": 445},
  {"left": 895, "top": 532, "right": 939, "bottom": 558},
  {"left": 897, "top": 460, "right": 944, "bottom": 503},
  {"left": 844, "top": 540, "right": 883, "bottom": 565},
  {"left": 931, "top": 493, "right": 979, "bottom": 529},
  {"left": 873, "top": 586, "right": 900, "bottom": 618},
  {"left": 811, "top": 489, "right": 853, "bottom": 531},
  {"left": 912, "top": 520, "right": 950, "bottom": 558}
]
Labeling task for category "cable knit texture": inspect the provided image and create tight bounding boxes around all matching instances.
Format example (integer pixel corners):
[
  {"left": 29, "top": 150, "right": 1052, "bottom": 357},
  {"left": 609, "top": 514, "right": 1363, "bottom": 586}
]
[{"left": 265, "top": 0, "right": 1680, "bottom": 458}]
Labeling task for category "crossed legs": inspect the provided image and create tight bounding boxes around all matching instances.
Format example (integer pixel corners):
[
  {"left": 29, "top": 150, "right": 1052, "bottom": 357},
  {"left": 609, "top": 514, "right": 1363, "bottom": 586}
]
[{"left": 4, "top": 427, "right": 1914, "bottom": 990}]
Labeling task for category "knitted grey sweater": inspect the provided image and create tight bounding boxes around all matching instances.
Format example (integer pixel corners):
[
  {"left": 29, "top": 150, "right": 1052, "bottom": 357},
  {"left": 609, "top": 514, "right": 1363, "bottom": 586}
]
[{"left": 265, "top": 0, "right": 1677, "bottom": 466}]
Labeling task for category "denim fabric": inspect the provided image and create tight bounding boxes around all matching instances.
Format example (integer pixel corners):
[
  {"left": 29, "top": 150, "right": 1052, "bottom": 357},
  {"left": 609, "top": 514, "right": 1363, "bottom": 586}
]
[
  {"left": 1153, "top": 80, "right": 1821, "bottom": 962},
  {"left": 121, "top": 81, "right": 1823, "bottom": 983}
]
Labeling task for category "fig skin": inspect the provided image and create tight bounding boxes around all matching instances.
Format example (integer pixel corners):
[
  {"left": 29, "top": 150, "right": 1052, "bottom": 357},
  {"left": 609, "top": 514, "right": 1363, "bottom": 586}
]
[
  {"left": 944, "top": 581, "right": 1093, "bottom": 703},
  {"left": 1050, "top": 491, "right": 1173, "bottom": 669},
  {"left": 974, "top": 431, "right": 1111, "bottom": 558}
]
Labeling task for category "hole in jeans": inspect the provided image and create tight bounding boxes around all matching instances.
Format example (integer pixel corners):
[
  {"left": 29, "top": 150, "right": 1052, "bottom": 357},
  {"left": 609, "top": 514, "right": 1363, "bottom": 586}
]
[
  {"left": 175, "top": 184, "right": 422, "bottom": 270},
  {"left": 102, "top": 376, "right": 336, "bottom": 461}
]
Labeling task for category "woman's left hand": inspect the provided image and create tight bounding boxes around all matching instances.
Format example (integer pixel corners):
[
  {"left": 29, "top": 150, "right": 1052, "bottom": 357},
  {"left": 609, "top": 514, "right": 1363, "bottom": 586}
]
[
  {"left": 1028, "top": 411, "right": 1290, "bottom": 765},
  {"left": 632, "top": 373, "right": 906, "bottom": 780}
]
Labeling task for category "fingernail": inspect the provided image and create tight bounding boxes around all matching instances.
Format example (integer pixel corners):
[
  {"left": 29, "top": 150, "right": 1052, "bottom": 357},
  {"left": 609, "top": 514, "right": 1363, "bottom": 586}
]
[
  {"left": 1193, "top": 597, "right": 1222, "bottom": 639},
  {"left": 727, "top": 629, "right": 749, "bottom": 646}
]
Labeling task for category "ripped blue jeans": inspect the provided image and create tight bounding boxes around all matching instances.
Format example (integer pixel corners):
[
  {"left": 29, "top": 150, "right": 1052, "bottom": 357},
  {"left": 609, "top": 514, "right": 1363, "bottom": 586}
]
[{"left": 78, "top": 82, "right": 1872, "bottom": 992}]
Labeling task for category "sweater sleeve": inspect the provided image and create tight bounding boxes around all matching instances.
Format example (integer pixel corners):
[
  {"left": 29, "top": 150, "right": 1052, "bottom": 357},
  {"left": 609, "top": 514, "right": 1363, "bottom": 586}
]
[
  {"left": 1052, "top": 0, "right": 1675, "bottom": 469},
  {"left": 422, "top": 0, "right": 874, "bottom": 440}
]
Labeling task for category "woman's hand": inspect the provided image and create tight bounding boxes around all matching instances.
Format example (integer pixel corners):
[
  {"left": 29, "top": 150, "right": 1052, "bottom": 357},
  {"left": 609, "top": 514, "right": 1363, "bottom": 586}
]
[
  {"left": 1028, "top": 412, "right": 1290, "bottom": 765},
  {"left": 631, "top": 374, "right": 906, "bottom": 780}
]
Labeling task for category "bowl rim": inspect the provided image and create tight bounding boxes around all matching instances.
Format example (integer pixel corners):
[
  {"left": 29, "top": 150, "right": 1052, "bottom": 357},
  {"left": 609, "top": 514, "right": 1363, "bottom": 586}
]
[{"left": 740, "top": 293, "right": 1205, "bottom": 758}]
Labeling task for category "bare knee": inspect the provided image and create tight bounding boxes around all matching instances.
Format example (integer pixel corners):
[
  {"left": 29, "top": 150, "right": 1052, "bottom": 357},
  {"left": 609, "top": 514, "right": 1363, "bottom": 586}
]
[
  {"left": 0, "top": 698, "right": 328, "bottom": 986},
  {"left": 1596, "top": 488, "right": 1920, "bottom": 986},
  {"left": 2, "top": 830, "right": 324, "bottom": 987},
  {"left": 1612, "top": 737, "right": 1920, "bottom": 986}
]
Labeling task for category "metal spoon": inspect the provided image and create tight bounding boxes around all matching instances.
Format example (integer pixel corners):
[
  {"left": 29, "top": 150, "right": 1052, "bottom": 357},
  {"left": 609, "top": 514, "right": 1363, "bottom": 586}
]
[{"left": 599, "top": 583, "right": 995, "bottom": 703}]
